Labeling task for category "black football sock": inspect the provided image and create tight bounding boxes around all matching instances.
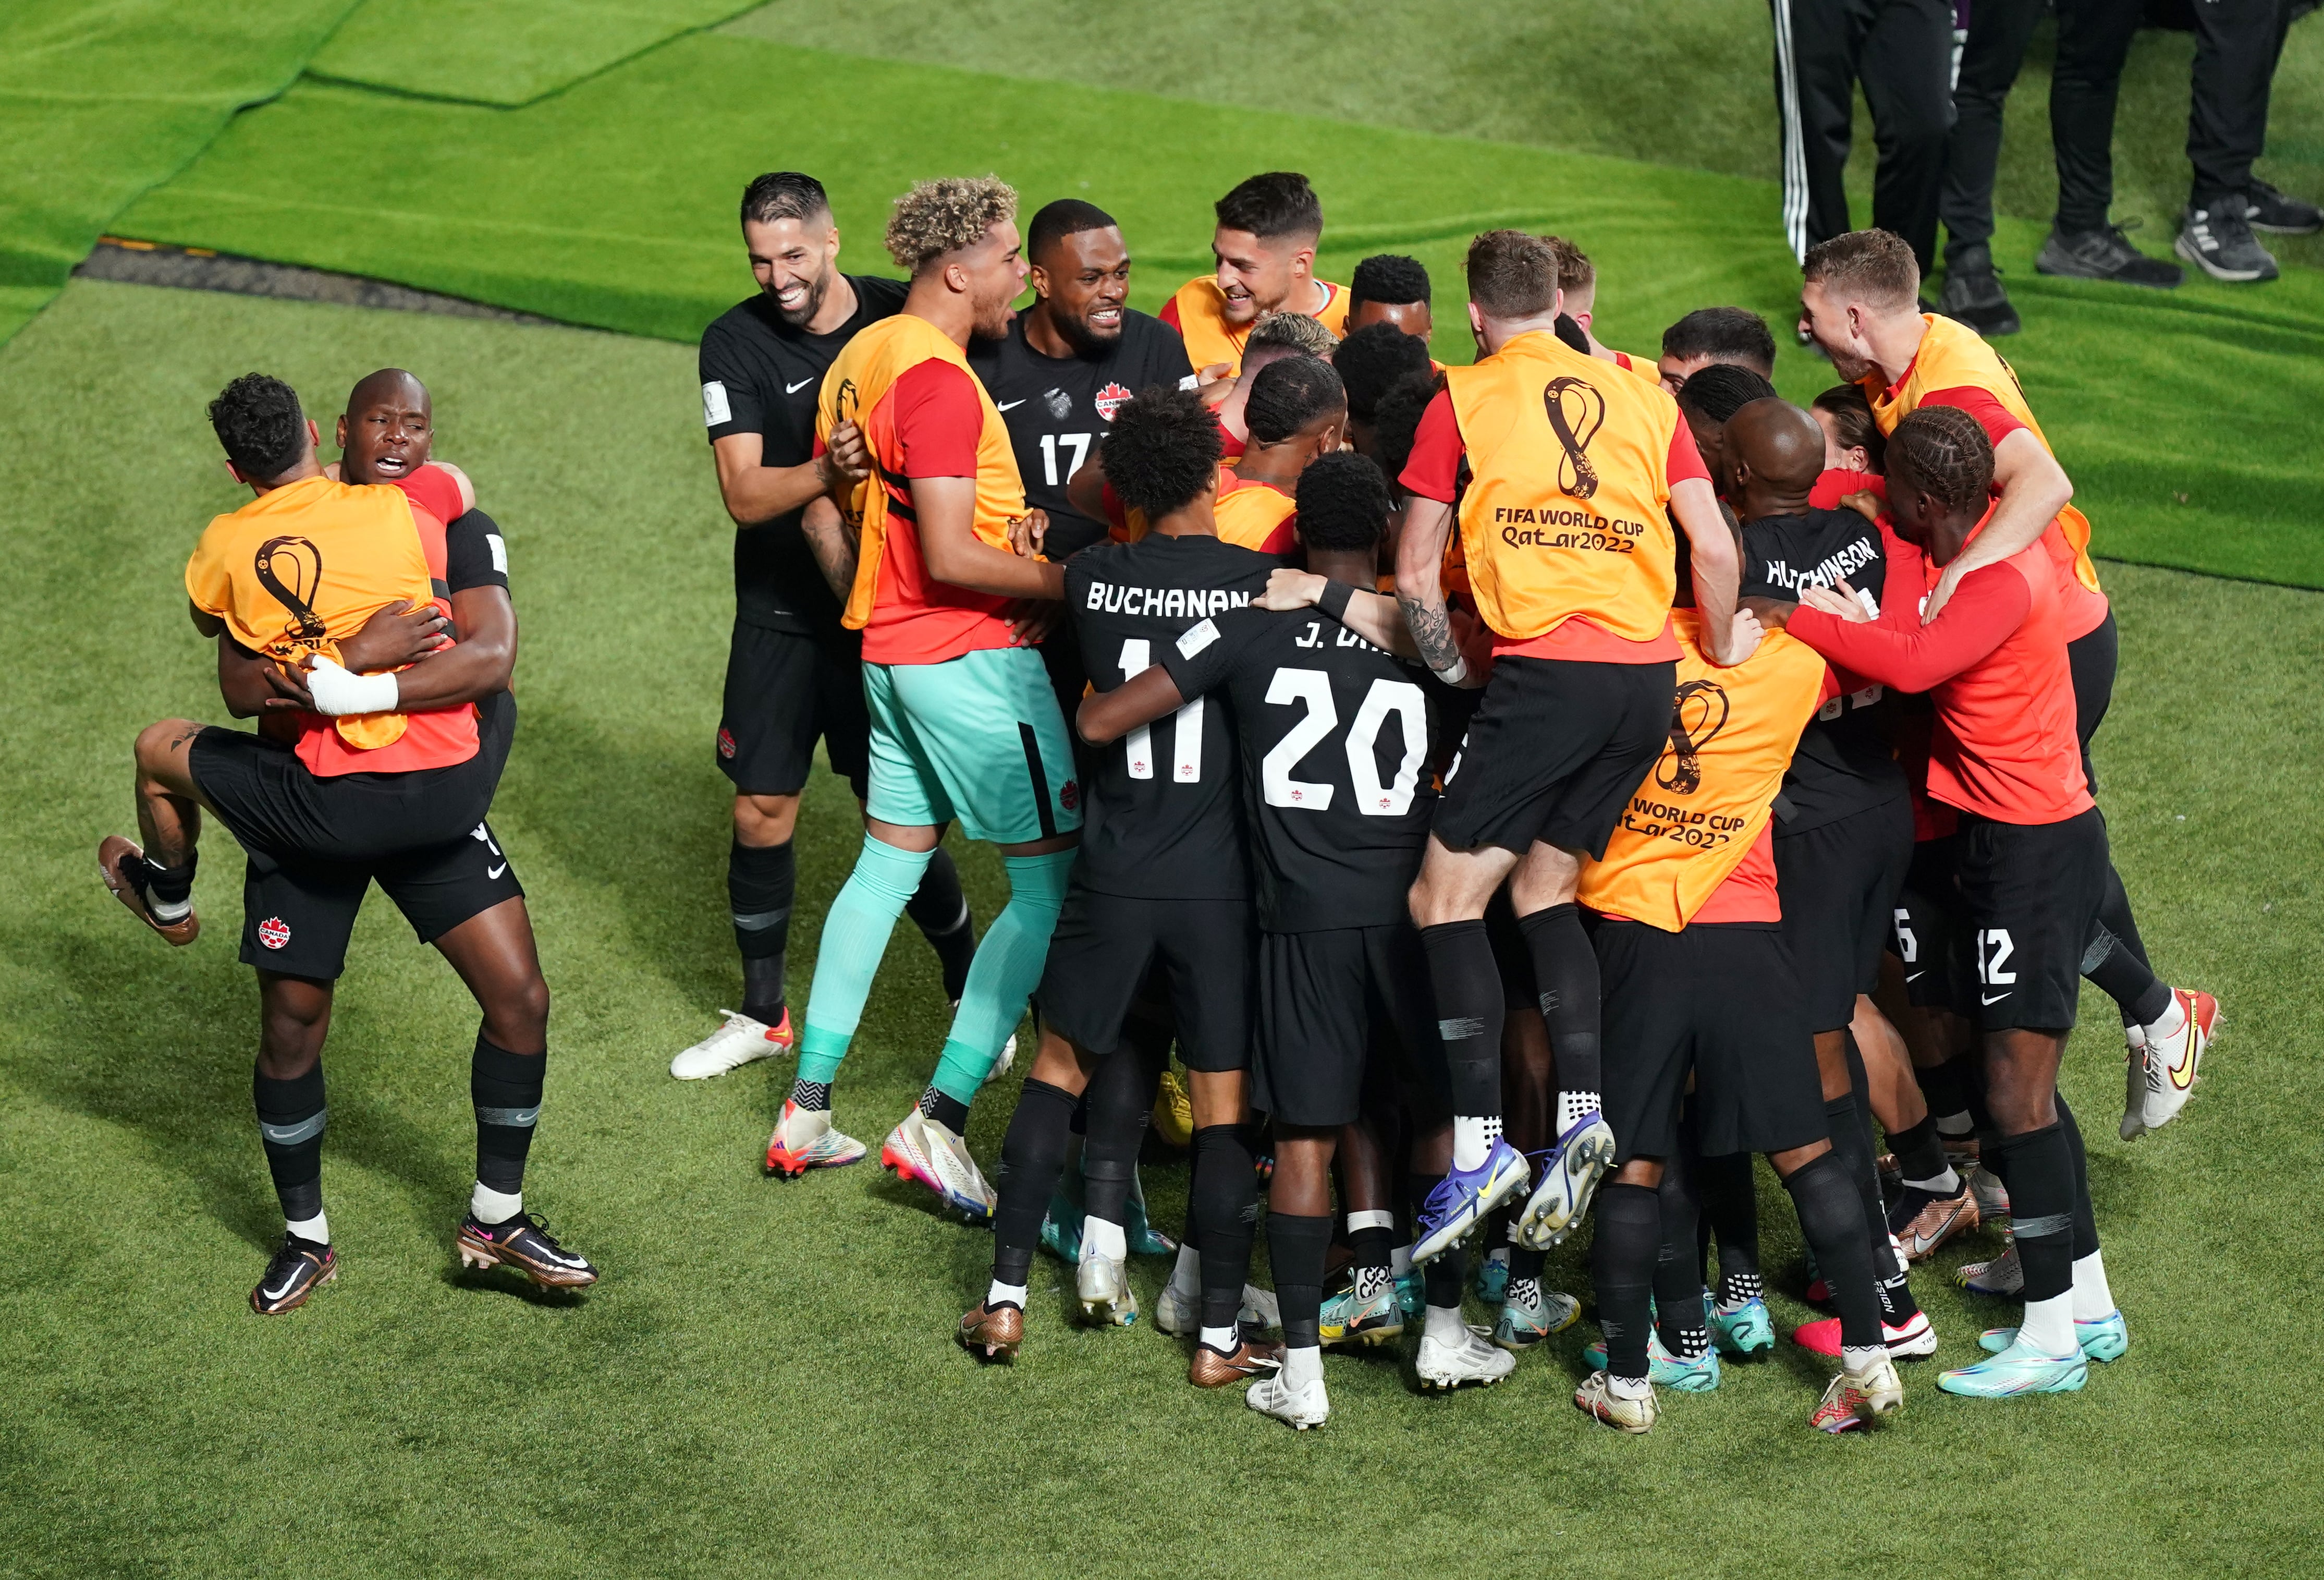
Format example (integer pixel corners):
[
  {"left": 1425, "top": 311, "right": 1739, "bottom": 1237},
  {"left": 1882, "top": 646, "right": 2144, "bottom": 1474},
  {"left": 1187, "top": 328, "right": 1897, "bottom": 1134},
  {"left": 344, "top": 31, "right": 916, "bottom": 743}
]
[
  {"left": 1654, "top": 1148, "right": 1708, "bottom": 1359},
  {"left": 1516, "top": 903, "right": 1601, "bottom": 1127},
  {"left": 918, "top": 1084, "right": 970, "bottom": 1136},
  {"left": 1268, "top": 1212, "right": 1333, "bottom": 1352},
  {"left": 990, "top": 1078, "right": 1076, "bottom": 1293},
  {"left": 1987, "top": 1122, "right": 2075, "bottom": 1305},
  {"left": 1886, "top": 1115, "right": 1955, "bottom": 1192},
  {"left": 2094, "top": 861, "right": 2154, "bottom": 1025},
  {"left": 728, "top": 838, "right": 794, "bottom": 1024},
  {"left": 1192, "top": 1124, "right": 1258, "bottom": 1330},
  {"left": 1418, "top": 920, "right": 1505, "bottom": 1121},
  {"left": 1697, "top": 1150, "right": 1761, "bottom": 1305},
  {"left": 253, "top": 1061, "right": 327, "bottom": 1230},
  {"left": 1782, "top": 1151, "right": 1882, "bottom": 1353},
  {"left": 471, "top": 1034, "right": 544, "bottom": 1210},
  {"left": 1825, "top": 1089, "right": 1917, "bottom": 1322},
  {"left": 1592, "top": 1182, "right": 1661, "bottom": 1379},
  {"left": 1915, "top": 1056, "right": 1975, "bottom": 1138},
  {"left": 1348, "top": 1220, "right": 1396, "bottom": 1299},
  {"left": 1079, "top": 1050, "right": 1151, "bottom": 1229},
  {"left": 904, "top": 845, "right": 977, "bottom": 1003},
  {"left": 2082, "top": 919, "right": 2172, "bottom": 1028},
  {"left": 1507, "top": 1244, "right": 1548, "bottom": 1285},
  {"left": 790, "top": 1078, "right": 831, "bottom": 1112},
  {"left": 1421, "top": 1226, "right": 1466, "bottom": 1310},
  {"left": 2054, "top": 1093, "right": 2101, "bottom": 1261},
  {"left": 144, "top": 849, "right": 198, "bottom": 908}
]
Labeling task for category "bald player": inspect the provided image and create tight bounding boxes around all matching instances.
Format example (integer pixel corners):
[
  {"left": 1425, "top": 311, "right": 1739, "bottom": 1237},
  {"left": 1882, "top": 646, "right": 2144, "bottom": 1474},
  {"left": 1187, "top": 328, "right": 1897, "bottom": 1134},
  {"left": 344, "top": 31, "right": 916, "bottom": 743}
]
[
  {"left": 1346, "top": 254, "right": 1433, "bottom": 343},
  {"left": 1164, "top": 172, "right": 1351, "bottom": 378}
]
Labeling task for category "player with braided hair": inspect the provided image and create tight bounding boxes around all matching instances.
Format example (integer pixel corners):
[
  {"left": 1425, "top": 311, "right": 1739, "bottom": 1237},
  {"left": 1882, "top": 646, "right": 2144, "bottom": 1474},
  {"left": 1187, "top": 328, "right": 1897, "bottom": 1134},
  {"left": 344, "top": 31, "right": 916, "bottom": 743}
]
[{"left": 1747, "top": 403, "right": 2166, "bottom": 1399}]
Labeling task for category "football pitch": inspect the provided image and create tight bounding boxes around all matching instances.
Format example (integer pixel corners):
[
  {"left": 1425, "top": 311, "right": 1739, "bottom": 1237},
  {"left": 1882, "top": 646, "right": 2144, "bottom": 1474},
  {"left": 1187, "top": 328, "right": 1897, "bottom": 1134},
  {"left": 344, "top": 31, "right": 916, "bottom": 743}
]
[{"left": 4, "top": 3, "right": 2324, "bottom": 1572}]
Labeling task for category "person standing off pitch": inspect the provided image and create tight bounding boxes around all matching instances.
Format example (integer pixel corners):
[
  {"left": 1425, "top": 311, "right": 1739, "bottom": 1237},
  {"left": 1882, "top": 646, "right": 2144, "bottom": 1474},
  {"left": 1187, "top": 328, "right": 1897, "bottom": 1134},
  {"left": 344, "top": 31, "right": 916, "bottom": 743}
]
[
  {"left": 674, "top": 172, "right": 985, "bottom": 1084},
  {"left": 1393, "top": 229, "right": 1758, "bottom": 1268},
  {"left": 773, "top": 178, "right": 1081, "bottom": 1219},
  {"left": 1162, "top": 172, "right": 1351, "bottom": 379}
]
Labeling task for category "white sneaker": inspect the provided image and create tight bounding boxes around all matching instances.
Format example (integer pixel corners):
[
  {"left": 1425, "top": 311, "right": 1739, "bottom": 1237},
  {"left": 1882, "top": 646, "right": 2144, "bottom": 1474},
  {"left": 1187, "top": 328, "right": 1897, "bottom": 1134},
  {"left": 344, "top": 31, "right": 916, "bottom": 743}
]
[
  {"left": 669, "top": 1008, "right": 793, "bottom": 1079},
  {"left": 1075, "top": 1253, "right": 1139, "bottom": 1326},
  {"left": 1154, "top": 1280, "right": 1277, "bottom": 1336},
  {"left": 879, "top": 1110, "right": 997, "bottom": 1222},
  {"left": 1415, "top": 1322, "right": 1516, "bottom": 1392},
  {"left": 2122, "top": 988, "right": 2220, "bottom": 1140},
  {"left": 1246, "top": 1370, "right": 1330, "bottom": 1429}
]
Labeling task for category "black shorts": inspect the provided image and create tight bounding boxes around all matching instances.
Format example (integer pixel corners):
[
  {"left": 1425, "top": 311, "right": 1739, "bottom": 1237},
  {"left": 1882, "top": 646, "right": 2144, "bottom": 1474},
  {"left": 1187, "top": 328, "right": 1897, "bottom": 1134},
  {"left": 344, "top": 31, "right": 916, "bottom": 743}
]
[
  {"left": 1037, "top": 889, "right": 1252, "bottom": 1071},
  {"left": 239, "top": 822, "right": 525, "bottom": 980},
  {"left": 1434, "top": 656, "right": 1674, "bottom": 858},
  {"left": 1596, "top": 919, "right": 1827, "bottom": 1163},
  {"left": 1953, "top": 807, "right": 2109, "bottom": 1032},
  {"left": 1255, "top": 922, "right": 1455, "bottom": 1128},
  {"left": 2066, "top": 611, "right": 2117, "bottom": 794},
  {"left": 718, "top": 622, "right": 869, "bottom": 798},
  {"left": 190, "top": 722, "right": 501, "bottom": 866},
  {"left": 1890, "top": 834, "right": 1976, "bottom": 1015},
  {"left": 1774, "top": 794, "right": 1913, "bottom": 1033}
]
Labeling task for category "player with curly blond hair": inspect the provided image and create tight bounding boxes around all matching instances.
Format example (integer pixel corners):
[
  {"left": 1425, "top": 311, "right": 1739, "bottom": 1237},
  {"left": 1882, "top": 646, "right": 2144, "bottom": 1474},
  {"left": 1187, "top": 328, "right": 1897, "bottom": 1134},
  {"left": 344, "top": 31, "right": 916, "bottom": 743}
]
[{"left": 764, "top": 176, "right": 1084, "bottom": 1230}]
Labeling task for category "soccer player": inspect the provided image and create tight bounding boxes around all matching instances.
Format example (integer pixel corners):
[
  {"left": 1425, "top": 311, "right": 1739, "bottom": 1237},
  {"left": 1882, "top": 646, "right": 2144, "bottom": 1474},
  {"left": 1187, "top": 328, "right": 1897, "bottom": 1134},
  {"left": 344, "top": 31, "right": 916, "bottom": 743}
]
[
  {"left": 1673, "top": 363, "right": 1780, "bottom": 495},
  {"left": 1344, "top": 253, "right": 1432, "bottom": 342},
  {"left": 774, "top": 177, "right": 1080, "bottom": 1216},
  {"left": 1797, "top": 228, "right": 2218, "bottom": 1133},
  {"left": 1808, "top": 382, "right": 1886, "bottom": 502},
  {"left": 1754, "top": 407, "right": 2139, "bottom": 1397},
  {"left": 1540, "top": 236, "right": 1656, "bottom": 378},
  {"left": 1334, "top": 322, "right": 1435, "bottom": 459},
  {"left": 1722, "top": 398, "right": 1961, "bottom": 1356},
  {"left": 1394, "top": 229, "right": 1755, "bottom": 1269},
  {"left": 1204, "top": 311, "right": 1340, "bottom": 463},
  {"left": 1163, "top": 172, "right": 1351, "bottom": 378},
  {"left": 678, "top": 171, "right": 979, "bottom": 1082},
  {"left": 957, "top": 385, "right": 1278, "bottom": 1382},
  {"left": 1656, "top": 306, "right": 1779, "bottom": 396},
  {"left": 1567, "top": 594, "right": 1902, "bottom": 1435},
  {"left": 1085, "top": 452, "right": 1519, "bottom": 1427},
  {"left": 99, "top": 372, "right": 595, "bottom": 1312}
]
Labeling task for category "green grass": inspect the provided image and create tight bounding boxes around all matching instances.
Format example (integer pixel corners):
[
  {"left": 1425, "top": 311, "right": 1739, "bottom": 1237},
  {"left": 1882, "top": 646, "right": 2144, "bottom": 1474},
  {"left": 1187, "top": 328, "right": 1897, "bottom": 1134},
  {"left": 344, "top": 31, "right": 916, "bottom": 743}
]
[
  {"left": 104, "top": 34, "right": 2324, "bottom": 588},
  {"left": 5, "top": 276, "right": 2321, "bottom": 1577},
  {"left": 308, "top": 0, "right": 764, "bottom": 105}
]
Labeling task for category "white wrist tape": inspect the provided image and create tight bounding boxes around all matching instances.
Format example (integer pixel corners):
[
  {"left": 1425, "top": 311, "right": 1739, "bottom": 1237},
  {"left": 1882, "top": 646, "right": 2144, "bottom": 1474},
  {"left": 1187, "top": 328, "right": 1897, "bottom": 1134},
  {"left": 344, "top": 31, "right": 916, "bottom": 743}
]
[
  {"left": 1433, "top": 655, "right": 1468, "bottom": 686},
  {"left": 304, "top": 653, "right": 400, "bottom": 715}
]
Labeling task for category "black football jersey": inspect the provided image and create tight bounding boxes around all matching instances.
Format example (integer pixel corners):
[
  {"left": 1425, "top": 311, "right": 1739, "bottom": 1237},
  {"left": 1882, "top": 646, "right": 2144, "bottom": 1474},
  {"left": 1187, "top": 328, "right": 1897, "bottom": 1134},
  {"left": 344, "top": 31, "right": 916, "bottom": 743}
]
[
  {"left": 1739, "top": 507, "right": 1905, "bottom": 831},
  {"left": 699, "top": 273, "right": 909, "bottom": 635},
  {"left": 1063, "top": 533, "right": 1278, "bottom": 900},
  {"left": 969, "top": 310, "right": 1195, "bottom": 562},
  {"left": 1162, "top": 600, "right": 1438, "bottom": 932}
]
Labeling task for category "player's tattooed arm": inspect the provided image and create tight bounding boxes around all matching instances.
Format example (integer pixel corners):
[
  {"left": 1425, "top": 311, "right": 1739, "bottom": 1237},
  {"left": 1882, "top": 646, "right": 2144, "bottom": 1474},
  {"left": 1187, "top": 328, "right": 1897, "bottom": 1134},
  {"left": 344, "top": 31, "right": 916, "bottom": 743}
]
[
  {"left": 1391, "top": 496, "right": 1464, "bottom": 678},
  {"left": 1077, "top": 665, "right": 1186, "bottom": 745},
  {"left": 801, "top": 494, "right": 858, "bottom": 600}
]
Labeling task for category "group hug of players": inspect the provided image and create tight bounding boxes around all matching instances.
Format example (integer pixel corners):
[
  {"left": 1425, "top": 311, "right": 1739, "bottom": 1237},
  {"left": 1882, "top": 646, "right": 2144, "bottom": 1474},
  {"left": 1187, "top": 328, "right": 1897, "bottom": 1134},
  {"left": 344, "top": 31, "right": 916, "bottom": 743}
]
[{"left": 99, "top": 165, "right": 2219, "bottom": 1438}]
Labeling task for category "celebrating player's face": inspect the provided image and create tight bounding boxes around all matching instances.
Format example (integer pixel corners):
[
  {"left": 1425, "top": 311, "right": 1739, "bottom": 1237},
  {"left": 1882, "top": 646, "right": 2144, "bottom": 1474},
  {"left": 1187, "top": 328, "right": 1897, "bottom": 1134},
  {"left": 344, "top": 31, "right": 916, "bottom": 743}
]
[
  {"left": 336, "top": 373, "right": 432, "bottom": 484},
  {"left": 1033, "top": 226, "right": 1132, "bottom": 354},
  {"left": 1797, "top": 279, "right": 1872, "bottom": 382},
  {"left": 1349, "top": 298, "right": 1432, "bottom": 342},
  {"left": 746, "top": 214, "right": 841, "bottom": 327},
  {"left": 1212, "top": 228, "right": 1303, "bottom": 327},
  {"left": 963, "top": 220, "right": 1030, "bottom": 341}
]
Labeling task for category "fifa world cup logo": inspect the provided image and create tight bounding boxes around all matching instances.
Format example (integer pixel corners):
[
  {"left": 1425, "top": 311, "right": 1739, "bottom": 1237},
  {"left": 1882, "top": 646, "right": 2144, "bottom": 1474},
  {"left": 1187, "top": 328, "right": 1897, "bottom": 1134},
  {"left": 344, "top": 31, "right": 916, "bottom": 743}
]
[
  {"left": 253, "top": 536, "right": 328, "bottom": 653},
  {"left": 1542, "top": 375, "right": 1605, "bottom": 500},
  {"left": 1656, "top": 678, "right": 1730, "bottom": 796}
]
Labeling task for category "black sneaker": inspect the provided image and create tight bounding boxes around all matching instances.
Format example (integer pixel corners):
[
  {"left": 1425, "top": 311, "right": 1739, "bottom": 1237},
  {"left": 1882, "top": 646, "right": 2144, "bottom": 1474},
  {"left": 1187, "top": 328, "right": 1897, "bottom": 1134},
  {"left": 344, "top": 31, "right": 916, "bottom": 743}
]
[
  {"left": 2245, "top": 179, "right": 2322, "bottom": 236},
  {"left": 251, "top": 1232, "right": 335, "bottom": 1315},
  {"left": 2177, "top": 202, "right": 2280, "bottom": 283},
  {"left": 456, "top": 1211, "right": 598, "bottom": 1288},
  {"left": 1936, "top": 248, "right": 2020, "bottom": 336},
  {"left": 2035, "top": 224, "right": 2184, "bottom": 288}
]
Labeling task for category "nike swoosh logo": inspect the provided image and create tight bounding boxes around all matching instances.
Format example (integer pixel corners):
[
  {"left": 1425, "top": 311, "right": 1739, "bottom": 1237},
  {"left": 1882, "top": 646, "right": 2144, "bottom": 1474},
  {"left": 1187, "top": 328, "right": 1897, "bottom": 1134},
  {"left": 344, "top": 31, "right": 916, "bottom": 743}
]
[
  {"left": 488, "top": 863, "right": 508, "bottom": 880},
  {"left": 785, "top": 378, "right": 814, "bottom": 393},
  {"left": 1982, "top": 992, "right": 2010, "bottom": 1005},
  {"left": 261, "top": 1271, "right": 302, "bottom": 1301},
  {"left": 996, "top": 399, "right": 1025, "bottom": 411},
  {"left": 1905, "top": 971, "right": 1924, "bottom": 982}
]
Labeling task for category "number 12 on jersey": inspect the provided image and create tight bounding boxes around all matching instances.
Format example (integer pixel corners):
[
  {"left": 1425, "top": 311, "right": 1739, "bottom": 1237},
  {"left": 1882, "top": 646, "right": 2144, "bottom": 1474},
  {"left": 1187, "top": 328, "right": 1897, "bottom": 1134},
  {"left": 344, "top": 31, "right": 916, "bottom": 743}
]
[
  {"left": 1040, "top": 432, "right": 1092, "bottom": 488},
  {"left": 1119, "top": 640, "right": 1203, "bottom": 782}
]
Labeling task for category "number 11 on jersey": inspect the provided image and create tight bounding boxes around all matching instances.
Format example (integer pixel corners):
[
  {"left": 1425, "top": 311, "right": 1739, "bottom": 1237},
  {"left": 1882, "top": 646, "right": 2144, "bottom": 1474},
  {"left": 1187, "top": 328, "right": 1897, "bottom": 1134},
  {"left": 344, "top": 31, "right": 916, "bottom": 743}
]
[{"left": 1118, "top": 639, "right": 1204, "bottom": 782}]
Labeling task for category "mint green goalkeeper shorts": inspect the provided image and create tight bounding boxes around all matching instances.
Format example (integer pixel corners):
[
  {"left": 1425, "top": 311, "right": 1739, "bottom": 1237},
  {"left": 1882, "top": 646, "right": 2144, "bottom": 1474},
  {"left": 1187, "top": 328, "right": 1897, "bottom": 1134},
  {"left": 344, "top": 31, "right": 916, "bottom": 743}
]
[{"left": 861, "top": 645, "right": 1083, "bottom": 845}]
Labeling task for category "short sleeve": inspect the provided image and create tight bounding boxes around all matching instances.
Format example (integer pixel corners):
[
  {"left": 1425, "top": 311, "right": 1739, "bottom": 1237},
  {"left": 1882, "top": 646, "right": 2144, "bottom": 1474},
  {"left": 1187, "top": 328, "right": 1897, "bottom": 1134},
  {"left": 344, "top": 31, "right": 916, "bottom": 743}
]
[
  {"left": 1666, "top": 420, "right": 1710, "bottom": 487},
  {"left": 698, "top": 320, "right": 764, "bottom": 443},
  {"left": 1919, "top": 385, "right": 2027, "bottom": 449},
  {"left": 891, "top": 360, "right": 986, "bottom": 478},
  {"left": 445, "top": 508, "right": 510, "bottom": 594},
  {"left": 184, "top": 522, "right": 233, "bottom": 615},
  {"left": 1159, "top": 604, "right": 1264, "bottom": 698},
  {"left": 394, "top": 464, "right": 465, "bottom": 527},
  {"left": 1398, "top": 391, "right": 1464, "bottom": 503}
]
